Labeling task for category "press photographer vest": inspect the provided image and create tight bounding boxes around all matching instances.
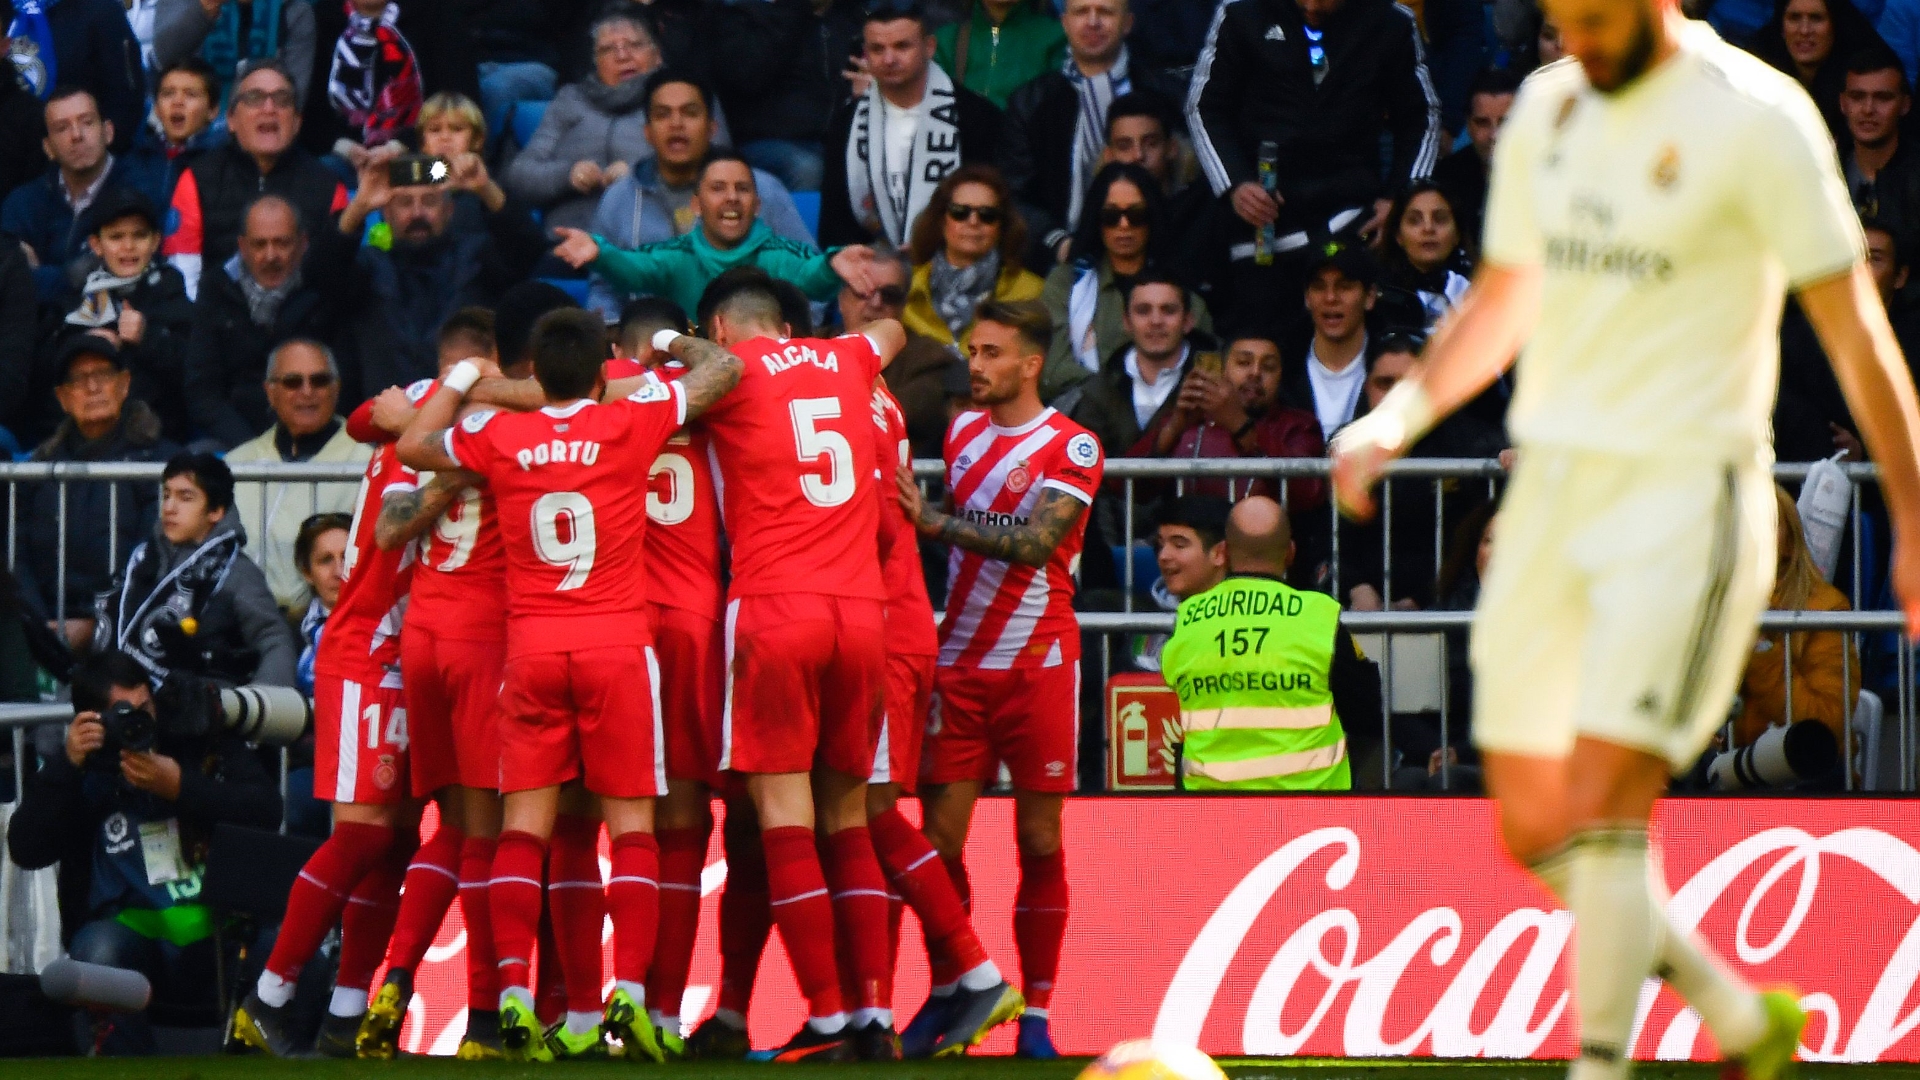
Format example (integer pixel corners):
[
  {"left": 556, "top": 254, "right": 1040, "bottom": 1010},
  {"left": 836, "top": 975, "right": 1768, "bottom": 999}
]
[{"left": 1160, "top": 576, "right": 1350, "bottom": 790}]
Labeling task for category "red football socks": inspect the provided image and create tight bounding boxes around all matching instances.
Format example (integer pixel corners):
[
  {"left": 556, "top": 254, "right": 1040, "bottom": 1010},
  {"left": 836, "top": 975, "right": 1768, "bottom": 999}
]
[
  {"left": 337, "top": 837, "right": 412, "bottom": 992},
  {"left": 458, "top": 835, "right": 499, "bottom": 1011},
  {"left": 716, "top": 812, "right": 771, "bottom": 1018},
  {"left": 534, "top": 908, "right": 566, "bottom": 1025},
  {"left": 607, "top": 832, "right": 661, "bottom": 986},
  {"left": 384, "top": 823, "right": 465, "bottom": 974},
  {"left": 1014, "top": 849, "right": 1068, "bottom": 1011},
  {"left": 648, "top": 826, "right": 707, "bottom": 1020},
  {"left": 870, "top": 809, "right": 991, "bottom": 981},
  {"left": 762, "top": 825, "right": 846, "bottom": 1020},
  {"left": 823, "top": 826, "right": 892, "bottom": 1013},
  {"left": 548, "top": 815, "right": 607, "bottom": 1013},
  {"left": 488, "top": 830, "right": 548, "bottom": 993},
  {"left": 264, "top": 820, "right": 395, "bottom": 982}
]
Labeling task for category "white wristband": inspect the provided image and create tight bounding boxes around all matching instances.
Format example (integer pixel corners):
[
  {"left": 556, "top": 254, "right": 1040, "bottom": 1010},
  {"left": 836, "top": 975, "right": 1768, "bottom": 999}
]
[
  {"left": 652, "top": 330, "right": 683, "bottom": 354},
  {"left": 442, "top": 360, "right": 482, "bottom": 395},
  {"left": 1364, "top": 380, "right": 1435, "bottom": 453}
]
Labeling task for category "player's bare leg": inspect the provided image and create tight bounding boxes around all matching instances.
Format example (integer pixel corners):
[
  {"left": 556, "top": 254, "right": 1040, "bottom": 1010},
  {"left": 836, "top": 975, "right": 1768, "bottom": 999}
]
[
  {"left": 746, "top": 770, "right": 857, "bottom": 1060},
  {"left": 646, "top": 779, "right": 710, "bottom": 1051},
  {"left": 237, "top": 798, "right": 406, "bottom": 1057},
  {"left": 1486, "top": 740, "right": 1784, "bottom": 1080}
]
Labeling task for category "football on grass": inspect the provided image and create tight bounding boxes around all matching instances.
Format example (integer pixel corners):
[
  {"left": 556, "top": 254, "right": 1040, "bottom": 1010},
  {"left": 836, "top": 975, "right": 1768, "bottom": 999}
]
[{"left": 1076, "top": 1039, "right": 1227, "bottom": 1080}]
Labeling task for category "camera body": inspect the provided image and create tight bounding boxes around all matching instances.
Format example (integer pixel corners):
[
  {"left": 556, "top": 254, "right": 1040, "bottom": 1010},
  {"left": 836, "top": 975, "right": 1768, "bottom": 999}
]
[{"left": 85, "top": 700, "right": 158, "bottom": 772}]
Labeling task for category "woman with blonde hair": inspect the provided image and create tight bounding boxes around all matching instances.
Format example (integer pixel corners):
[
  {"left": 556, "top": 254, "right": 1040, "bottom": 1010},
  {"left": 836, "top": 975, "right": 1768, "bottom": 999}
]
[{"left": 1734, "top": 485, "right": 1859, "bottom": 755}]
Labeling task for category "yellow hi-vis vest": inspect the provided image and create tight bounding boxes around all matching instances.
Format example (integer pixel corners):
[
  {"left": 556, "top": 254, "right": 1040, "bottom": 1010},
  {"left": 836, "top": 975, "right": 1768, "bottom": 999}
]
[{"left": 1159, "top": 576, "right": 1351, "bottom": 790}]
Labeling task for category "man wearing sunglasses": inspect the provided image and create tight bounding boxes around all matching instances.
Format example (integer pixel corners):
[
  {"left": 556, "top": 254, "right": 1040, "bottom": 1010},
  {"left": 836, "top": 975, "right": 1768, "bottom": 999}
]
[
  {"left": 163, "top": 61, "right": 350, "bottom": 301},
  {"left": 226, "top": 339, "right": 372, "bottom": 613}
]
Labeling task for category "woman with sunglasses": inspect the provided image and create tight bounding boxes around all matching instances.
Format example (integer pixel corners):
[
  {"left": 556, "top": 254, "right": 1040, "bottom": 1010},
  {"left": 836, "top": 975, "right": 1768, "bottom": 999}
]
[
  {"left": 1039, "top": 161, "right": 1211, "bottom": 402},
  {"left": 1374, "top": 181, "right": 1473, "bottom": 334},
  {"left": 901, "top": 164, "right": 1046, "bottom": 348}
]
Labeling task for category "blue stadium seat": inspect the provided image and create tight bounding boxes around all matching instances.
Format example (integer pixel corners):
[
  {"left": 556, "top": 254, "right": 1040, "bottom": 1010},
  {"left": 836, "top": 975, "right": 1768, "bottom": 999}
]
[
  {"left": 791, "top": 190, "right": 820, "bottom": 243},
  {"left": 510, "top": 101, "right": 549, "bottom": 150},
  {"left": 541, "top": 277, "right": 591, "bottom": 305}
]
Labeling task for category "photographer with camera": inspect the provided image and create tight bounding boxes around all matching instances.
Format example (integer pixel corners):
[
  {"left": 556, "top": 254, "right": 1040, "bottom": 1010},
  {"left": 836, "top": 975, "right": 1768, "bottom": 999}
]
[
  {"left": 5, "top": 649, "right": 282, "bottom": 1055},
  {"left": 96, "top": 452, "right": 299, "bottom": 695}
]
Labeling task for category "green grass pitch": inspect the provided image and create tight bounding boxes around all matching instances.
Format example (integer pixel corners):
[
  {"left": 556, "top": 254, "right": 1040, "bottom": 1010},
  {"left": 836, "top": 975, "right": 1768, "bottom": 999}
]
[{"left": 13, "top": 1059, "right": 1920, "bottom": 1080}]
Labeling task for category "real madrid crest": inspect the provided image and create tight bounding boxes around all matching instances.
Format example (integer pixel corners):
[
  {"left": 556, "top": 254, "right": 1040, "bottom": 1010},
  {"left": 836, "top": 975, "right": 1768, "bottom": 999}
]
[{"left": 1651, "top": 144, "right": 1680, "bottom": 191}]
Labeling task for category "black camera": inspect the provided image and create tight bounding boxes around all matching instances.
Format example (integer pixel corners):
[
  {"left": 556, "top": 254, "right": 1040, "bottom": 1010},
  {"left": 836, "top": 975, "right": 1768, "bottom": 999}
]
[
  {"left": 85, "top": 700, "right": 158, "bottom": 772},
  {"left": 388, "top": 154, "right": 450, "bottom": 188}
]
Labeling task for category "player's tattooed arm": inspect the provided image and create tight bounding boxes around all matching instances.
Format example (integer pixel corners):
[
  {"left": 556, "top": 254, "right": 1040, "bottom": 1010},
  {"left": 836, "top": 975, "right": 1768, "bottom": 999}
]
[
  {"left": 375, "top": 470, "right": 475, "bottom": 551},
  {"left": 468, "top": 377, "right": 544, "bottom": 412},
  {"left": 658, "top": 335, "right": 743, "bottom": 421},
  {"left": 896, "top": 466, "right": 1086, "bottom": 568}
]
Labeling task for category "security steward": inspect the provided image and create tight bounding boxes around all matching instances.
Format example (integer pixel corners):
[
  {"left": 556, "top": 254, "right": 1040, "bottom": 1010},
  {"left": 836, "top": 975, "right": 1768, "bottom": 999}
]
[{"left": 1160, "top": 497, "right": 1379, "bottom": 790}]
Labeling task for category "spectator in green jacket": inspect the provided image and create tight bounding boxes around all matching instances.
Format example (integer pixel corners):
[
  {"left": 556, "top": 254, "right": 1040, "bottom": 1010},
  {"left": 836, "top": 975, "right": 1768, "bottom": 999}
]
[
  {"left": 934, "top": 0, "right": 1069, "bottom": 108},
  {"left": 551, "top": 151, "right": 879, "bottom": 318}
]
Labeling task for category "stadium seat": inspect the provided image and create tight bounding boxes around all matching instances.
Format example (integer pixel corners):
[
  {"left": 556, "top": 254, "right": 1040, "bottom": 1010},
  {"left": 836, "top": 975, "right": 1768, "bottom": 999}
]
[
  {"left": 510, "top": 100, "right": 549, "bottom": 150},
  {"left": 791, "top": 190, "right": 821, "bottom": 242},
  {"left": 541, "top": 277, "right": 592, "bottom": 305}
]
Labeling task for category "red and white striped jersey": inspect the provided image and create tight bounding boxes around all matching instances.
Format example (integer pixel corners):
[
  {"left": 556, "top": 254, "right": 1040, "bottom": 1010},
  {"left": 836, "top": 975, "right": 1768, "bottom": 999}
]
[{"left": 937, "top": 408, "right": 1103, "bottom": 670}]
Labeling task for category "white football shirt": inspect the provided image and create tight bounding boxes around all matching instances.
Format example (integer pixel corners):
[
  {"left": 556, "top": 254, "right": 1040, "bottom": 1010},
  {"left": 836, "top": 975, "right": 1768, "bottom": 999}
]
[{"left": 1482, "top": 20, "right": 1863, "bottom": 459}]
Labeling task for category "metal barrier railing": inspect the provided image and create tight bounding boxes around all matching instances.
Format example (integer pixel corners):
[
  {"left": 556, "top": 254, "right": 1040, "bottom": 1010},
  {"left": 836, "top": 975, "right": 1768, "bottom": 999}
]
[{"left": 0, "top": 459, "right": 1904, "bottom": 807}]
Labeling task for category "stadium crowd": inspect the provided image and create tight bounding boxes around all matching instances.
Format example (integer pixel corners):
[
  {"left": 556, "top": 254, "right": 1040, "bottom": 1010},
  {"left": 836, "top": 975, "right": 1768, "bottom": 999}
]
[{"left": 0, "top": 0, "right": 1900, "bottom": 1062}]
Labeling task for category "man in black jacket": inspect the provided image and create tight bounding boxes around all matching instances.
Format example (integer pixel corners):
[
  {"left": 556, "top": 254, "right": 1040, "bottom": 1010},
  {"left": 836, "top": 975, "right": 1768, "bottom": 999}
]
[
  {"left": 184, "top": 195, "right": 363, "bottom": 448},
  {"left": 353, "top": 153, "right": 546, "bottom": 390},
  {"left": 1841, "top": 44, "right": 1920, "bottom": 259},
  {"left": 6, "top": 649, "right": 281, "bottom": 1055},
  {"left": 1428, "top": 67, "right": 1519, "bottom": 246},
  {"left": 20, "top": 335, "right": 178, "bottom": 652},
  {"left": 163, "top": 61, "right": 349, "bottom": 302},
  {"left": 708, "top": 0, "right": 843, "bottom": 193},
  {"left": 999, "top": 0, "right": 1187, "bottom": 271},
  {"left": 1187, "top": 0, "right": 1440, "bottom": 324},
  {"left": 818, "top": 0, "right": 1002, "bottom": 249}
]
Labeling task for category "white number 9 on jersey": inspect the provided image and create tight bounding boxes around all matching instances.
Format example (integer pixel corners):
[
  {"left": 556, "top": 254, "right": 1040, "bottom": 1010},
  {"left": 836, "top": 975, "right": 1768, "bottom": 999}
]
[
  {"left": 532, "top": 491, "right": 597, "bottom": 590},
  {"left": 648, "top": 450, "right": 695, "bottom": 525},
  {"left": 789, "top": 397, "right": 856, "bottom": 508},
  {"left": 432, "top": 488, "right": 482, "bottom": 571}
]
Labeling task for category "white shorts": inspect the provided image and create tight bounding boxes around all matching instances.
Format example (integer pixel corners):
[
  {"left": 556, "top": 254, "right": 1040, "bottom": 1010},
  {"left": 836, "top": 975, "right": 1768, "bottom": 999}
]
[{"left": 1471, "top": 446, "right": 1776, "bottom": 772}]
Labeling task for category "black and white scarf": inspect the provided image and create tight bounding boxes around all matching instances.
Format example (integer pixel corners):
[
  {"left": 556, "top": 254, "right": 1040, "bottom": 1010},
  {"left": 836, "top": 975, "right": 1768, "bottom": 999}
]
[
  {"left": 928, "top": 249, "right": 1000, "bottom": 341},
  {"left": 1064, "top": 46, "right": 1131, "bottom": 232},
  {"left": 846, "top": 62, "right": 963, "bottom": 247},
  {"left": 66, "top": 265, "right": 156, "bottom": 329}
]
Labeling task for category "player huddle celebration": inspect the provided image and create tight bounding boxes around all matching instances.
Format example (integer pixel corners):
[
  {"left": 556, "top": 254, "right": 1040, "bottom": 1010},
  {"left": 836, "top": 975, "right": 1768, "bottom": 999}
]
[{"left": 225, "top": 266, "right": 1101, "bottom": 1065}]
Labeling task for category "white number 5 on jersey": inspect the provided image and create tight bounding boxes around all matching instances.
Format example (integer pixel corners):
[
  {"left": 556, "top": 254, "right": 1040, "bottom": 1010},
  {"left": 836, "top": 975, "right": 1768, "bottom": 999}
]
[
  {"left": 790, "top": 397, "right": 856, "bottom": 508},
  {"left": 532, "top": 491, "right": 597, "bottom": 590},
  {"left": 648, "top": 450, "right": 696, "bottom": 525}
]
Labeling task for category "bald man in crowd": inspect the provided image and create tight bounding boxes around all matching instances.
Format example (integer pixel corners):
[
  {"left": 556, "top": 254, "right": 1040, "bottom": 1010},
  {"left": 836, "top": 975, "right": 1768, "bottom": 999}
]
[{"left": 1159, "top": 497, "right": 1380, "bottom": 791}]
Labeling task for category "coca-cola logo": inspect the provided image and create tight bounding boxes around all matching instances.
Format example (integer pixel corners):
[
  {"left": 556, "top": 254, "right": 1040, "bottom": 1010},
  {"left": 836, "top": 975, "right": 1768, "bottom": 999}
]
[{"left": 1153, "top": 824, "right": 1920, "bottom": 1063}]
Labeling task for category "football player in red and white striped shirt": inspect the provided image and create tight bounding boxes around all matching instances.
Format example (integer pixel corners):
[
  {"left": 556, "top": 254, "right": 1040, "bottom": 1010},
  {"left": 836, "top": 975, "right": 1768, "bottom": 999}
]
[{"left": 895, "top": 299, "right": 1103, "bottom": 1059}]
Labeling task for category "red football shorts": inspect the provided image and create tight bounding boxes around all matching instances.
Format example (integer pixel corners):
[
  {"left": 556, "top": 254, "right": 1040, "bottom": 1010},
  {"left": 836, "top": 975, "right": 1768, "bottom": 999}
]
[
  {"left": 871, "top": 651, "right": 934, "bottom": 792},
  {"left": 922, "top": 663, "right": 1081, "bottom": 793},
  {"left": 402, "top": 626, "right": 505, "bottom": 796},
  {"left": 648, "top": 603, "right": 722, "bottom": 785},
  {"left": 497, "top": 645, "right": 666, "bottom": 798},
  {"left": 312, "top": 669, "right": 409, "bottom": 805},
  {"left": 722, "top": 593, "right": 885, "bottom": 777}
]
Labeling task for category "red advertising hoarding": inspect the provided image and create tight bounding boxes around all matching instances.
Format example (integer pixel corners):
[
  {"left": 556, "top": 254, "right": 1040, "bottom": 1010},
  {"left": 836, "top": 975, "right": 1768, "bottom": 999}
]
[{"left": 392, "top": 797, "right": 1920, "bottom": 1062}]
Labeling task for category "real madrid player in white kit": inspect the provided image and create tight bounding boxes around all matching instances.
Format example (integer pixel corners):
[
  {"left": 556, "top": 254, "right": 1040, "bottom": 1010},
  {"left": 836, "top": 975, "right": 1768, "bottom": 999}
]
[{"left": 1332, "top": 0, "right": 1920, "bottom": 1076}]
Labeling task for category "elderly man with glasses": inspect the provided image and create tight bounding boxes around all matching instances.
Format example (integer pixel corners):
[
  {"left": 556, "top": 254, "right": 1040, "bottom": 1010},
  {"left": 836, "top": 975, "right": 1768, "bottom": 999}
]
[
  {"left": 163, "top": 60, "right": 350, "bottom": 301},
  {"left": 224, "top": 338, "right": 371, "bottom": 613}
]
